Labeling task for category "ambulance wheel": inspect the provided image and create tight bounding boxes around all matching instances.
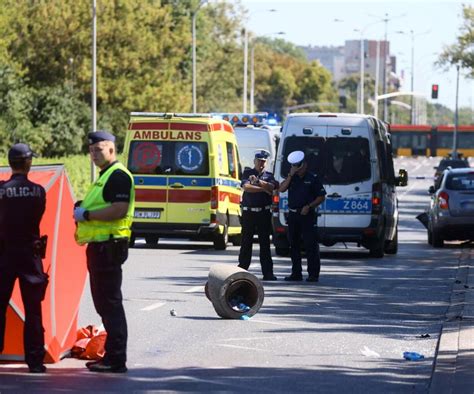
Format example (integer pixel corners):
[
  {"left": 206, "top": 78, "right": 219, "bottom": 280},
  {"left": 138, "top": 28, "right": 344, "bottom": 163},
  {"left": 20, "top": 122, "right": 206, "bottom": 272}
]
[
  {"left": 369, "top": 237, "right": 385, "bottom": 258},
  {"left": 213, "top": 225, "right": 228, "bottom": 250},
  {"left": 145, "top": 235, "right": 159, "bottom": 245},
  {"left": 384, "top": 228, "right": 398, "bottom": 254},
  {"left": 231, "top": 234, "right": 242, "bottom": 246}
]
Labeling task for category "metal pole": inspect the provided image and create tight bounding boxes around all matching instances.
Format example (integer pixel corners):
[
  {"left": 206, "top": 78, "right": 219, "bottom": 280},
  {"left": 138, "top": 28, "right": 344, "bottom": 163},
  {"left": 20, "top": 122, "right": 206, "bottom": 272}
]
[
  {"left": 410, "top": 30, "right": 415, "bottom": 124},
  {"left": 453, "top": 64, "right": 460, "bottom": 159},
  {"left": 250, "top": 43, "right": 255, "bottom": 113},
  {"left": 192, "top": 11, "right": 197, "bottom": 113},
  {"left": 243, "top": 28, "right": 248, "bottom": 113},
  {"left": 360, "top": 36, "right": 364, "bottom": 114},
  {"left": 374, "top": 39, "right": 380, "bottom": 117},
  {"left": 91, "top": 0, "right": 97, "bottom": 181},
  {"left": 383, "top": 14, "right": 388, "bottom": 122}
]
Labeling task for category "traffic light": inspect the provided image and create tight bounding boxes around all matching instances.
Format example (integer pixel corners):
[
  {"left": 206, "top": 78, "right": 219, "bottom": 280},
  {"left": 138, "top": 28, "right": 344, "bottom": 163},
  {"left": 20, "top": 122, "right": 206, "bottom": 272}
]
[{"left": 431, "top": 84, "right": 439, "bottom": 99}]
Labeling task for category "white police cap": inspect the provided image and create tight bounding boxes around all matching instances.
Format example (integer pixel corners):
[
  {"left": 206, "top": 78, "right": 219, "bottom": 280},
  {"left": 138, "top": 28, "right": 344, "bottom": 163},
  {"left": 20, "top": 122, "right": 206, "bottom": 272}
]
[{"left": 287, "top": 150, "right": 305, "bottom": 165}]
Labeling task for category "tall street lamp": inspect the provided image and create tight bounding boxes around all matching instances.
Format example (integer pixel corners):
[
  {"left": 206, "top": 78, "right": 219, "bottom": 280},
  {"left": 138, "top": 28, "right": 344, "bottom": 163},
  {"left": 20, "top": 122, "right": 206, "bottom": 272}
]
[
  {"left": 192, "top": 1, "right": 207, "bottom": 113},
  {"left": 243, "top": 8, "right": 277, "bottom": 112},
  {"left": 91, "top": 0, "right": 97, "bottom": 181},
  {"left": 395, "top": 29, "right": 430, "bottom": 124},
  {"left": 453, "top": 63, "right": 460, "bottom": 159},
  {"left": 249, "top": 32, "right": 285, "bottom": 113}
]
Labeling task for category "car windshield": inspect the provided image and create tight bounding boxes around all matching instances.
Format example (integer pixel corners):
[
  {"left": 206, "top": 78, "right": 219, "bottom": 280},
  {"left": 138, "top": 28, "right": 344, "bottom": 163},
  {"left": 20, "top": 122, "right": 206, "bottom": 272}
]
[
  {"left": 128, "top": 140, "right": 209, "bottom": 175},
  {"left": 446, "top": 172, "right": 474, "bottom": 190},
  {"left": 438, "top": 159, "right": 470, "bottom": 171},
  {"left": 280, "top": 136, "right": 371, "bottom": 184}
]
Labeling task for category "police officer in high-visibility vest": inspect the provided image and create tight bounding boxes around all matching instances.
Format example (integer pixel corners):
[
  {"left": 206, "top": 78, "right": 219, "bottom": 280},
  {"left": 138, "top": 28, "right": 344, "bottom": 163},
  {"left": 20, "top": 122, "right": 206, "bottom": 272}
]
[
  {"left": 279, "top": 151, "right": 326, "bottom": 283},
  {"left": 0, "top": 143, "right": 48, "bottom": 373},
  {"left": 74, "top": 131, "right": 135, "bottom": 373},
  {"left": 238, "top": 150, "right": 278, "bottom": 280}
]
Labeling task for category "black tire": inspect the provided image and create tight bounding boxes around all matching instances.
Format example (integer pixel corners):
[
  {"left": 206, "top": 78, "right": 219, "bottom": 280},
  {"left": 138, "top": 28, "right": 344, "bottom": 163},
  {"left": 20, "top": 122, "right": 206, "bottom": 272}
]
[
  {"left": 275, "top": 247, "right": 290, "bottom": 256},
  {"left": 369, "top": 237, "right": 385, "bottom": 258},
  {"left": 213, "top": 224, "right": 228, "bottom": 250},
  {"left": 129, "top": 234, "right": 136, "bottom": 248},
  {"left": 230, "top": 234, "right": 242, "bottom": 246},
  {"left": 145, "top": 235, "right": 159, "bottom": 245},
  {"left": 432, "top": 229, "right": 444, "bottom": 248},
  {"left": 384, "top": 229, "right": 398, "bottom": 254}
]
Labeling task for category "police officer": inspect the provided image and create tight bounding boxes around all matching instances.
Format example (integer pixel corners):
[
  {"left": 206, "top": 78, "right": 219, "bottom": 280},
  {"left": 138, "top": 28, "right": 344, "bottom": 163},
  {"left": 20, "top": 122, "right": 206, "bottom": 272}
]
[
  {"left": 279, "top": 151, "right": 326, "bottom": 282},
  {"left": 74, "top": 131, "right": 135, "bottom": 373},
  {"left": 238, "top": 150, "right": 278, "bottom": 280},
  {"left": 0, "top": 143, "right": 48, "bottom": 373}
]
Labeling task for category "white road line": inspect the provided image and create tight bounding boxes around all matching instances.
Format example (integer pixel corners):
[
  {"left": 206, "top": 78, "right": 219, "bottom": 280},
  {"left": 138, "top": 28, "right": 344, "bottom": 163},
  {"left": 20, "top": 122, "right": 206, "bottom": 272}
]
[
  {"left": 184, "top": 286, "right": 204, "bottom": 293},
  {"left": 221, "top": 336, "right": 283, "bottom": 342},
  {"left": 140, "top": 302, "right": 166, "bottom": 311},
  {"left": 217, "top": 344, "right": 268, "bottom": 352}
]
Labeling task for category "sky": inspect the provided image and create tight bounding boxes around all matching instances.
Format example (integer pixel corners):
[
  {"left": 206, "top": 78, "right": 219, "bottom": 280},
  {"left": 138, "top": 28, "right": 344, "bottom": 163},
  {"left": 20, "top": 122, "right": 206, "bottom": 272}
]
[{"left": 240, "top": 0, "right": 473, "bottom": 112}]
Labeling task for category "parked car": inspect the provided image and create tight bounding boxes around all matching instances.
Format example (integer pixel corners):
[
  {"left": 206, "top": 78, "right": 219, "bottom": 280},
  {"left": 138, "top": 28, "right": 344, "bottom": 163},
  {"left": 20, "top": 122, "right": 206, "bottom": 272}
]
[
  {"left": 433, "top": 157, "right": 470, "bottom": 186},
  {"left": 427, "top": 167, "right": 474, "bottom": 247}
]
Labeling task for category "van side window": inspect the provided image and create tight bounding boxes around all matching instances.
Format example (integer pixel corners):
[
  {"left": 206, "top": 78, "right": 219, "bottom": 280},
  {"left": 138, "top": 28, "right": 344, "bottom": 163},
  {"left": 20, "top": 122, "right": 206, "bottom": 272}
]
[
  {"left": 324, "top": 137, "right": 371, "bottom": 184},
  {"left": 376, "top": 140, "right": 389, "bottom": 182},
  {"left": 226, "top": 142, "right": 237, "bottom": 179}
]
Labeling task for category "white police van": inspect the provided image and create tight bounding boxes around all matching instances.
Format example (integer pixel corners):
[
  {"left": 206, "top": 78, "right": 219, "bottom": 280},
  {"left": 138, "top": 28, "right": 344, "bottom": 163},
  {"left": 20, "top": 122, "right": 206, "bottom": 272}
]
[{"left": 272, "top": 113, "right": 408, "bottom": 257}]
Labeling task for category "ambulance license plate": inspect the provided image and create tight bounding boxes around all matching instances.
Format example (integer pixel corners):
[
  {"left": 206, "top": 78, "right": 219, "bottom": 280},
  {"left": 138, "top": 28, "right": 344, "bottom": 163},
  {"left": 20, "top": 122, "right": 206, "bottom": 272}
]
[{"left": 134, "top": 210, "right": 161, "bottom": 219}]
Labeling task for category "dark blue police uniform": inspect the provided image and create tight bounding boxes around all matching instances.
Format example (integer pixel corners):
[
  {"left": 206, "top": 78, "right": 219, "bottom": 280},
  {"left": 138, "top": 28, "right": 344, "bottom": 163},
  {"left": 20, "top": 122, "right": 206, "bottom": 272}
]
[
  {"left": 0, "top": 172, "right": 47, "bottom": 370},
  {"left": 287, "top": 172, "right": 326, "bottom": 279},
  {"left": 238, "top": 166, "right": 277, "bottom": 279}
]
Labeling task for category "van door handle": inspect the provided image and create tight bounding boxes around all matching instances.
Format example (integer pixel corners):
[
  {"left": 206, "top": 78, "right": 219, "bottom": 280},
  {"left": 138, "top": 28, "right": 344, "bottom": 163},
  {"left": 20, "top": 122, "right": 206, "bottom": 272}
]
[
  {"left": 327, "top": 193, "right": 341, "bottom": 198},
  {"left": 170, "top": 183, "right": 184, "bottom": 189}
]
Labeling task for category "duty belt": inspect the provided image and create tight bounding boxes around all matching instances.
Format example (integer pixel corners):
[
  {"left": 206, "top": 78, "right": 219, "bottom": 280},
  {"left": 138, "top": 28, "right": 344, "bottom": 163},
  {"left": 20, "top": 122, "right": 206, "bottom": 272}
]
[{"left": 242, "top": 205, "right": 271, "bottom": 212}]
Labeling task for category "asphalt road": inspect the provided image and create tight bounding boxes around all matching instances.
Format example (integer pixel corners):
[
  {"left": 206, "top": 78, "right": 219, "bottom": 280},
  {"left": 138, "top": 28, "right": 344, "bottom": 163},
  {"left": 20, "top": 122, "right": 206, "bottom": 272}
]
[{"left": 0, "top": 156, "right": 470, "bottom": 393}]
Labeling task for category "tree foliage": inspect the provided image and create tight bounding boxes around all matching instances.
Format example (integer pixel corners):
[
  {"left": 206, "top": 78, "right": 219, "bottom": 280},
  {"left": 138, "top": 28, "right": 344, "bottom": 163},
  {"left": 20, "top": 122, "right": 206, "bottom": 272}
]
[{"left": 437, "top": 4, "right": 474, "bottom": 77}]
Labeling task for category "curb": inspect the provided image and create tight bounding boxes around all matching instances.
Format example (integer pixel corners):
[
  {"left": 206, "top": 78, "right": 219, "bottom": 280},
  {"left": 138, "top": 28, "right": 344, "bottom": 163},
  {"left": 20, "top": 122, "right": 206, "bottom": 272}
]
[{"left": 429, "top": 247, "right": 474, "bottom": 394}]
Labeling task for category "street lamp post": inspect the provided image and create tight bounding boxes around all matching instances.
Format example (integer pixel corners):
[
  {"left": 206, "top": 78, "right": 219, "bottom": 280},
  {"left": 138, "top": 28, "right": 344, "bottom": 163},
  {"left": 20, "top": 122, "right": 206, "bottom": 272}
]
[
  {"left": 91, "top": 0, "right": 97, "bottom": 181},
  {"left": 249, "top": 32, "right": 285, "bottom": 113},
  {"left": 453, "top": 64, "right": 460, "bottom": 159},
  {"left": 243, "top": 8, "right": 276, "bottom": 112},
  {"left": 192, "top": 1, "right": 207, "bottom": 114}
]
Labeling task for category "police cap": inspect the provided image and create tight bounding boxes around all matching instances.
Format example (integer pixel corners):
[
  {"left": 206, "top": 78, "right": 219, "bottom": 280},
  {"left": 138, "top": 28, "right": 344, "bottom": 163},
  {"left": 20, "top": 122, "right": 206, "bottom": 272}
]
[
  {"left": 88, "top": 130, "right": 116, "bottom": 145},
  {"left": 254, "top": 150, "right": 270, "bottom": 161},
  {"left": 8, "top": 143, "right": 38, "bottom": 161},
  {"left": 287, "top": 150, "right": 305, "bottom": 166}
]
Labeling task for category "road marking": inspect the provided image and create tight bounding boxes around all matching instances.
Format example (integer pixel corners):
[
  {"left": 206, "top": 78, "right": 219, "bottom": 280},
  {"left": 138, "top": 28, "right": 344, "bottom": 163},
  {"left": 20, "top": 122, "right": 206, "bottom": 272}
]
[
  {"left": 217, "top": 344, "right": 268, "bottom": 352},
  {"left": 360, "top": 346, "right": 380, "bottom": 358},
  {"left": 221, "top": 336, "right": 283, "bottom": 342},
  {"left": 185, "top": 286, "right": 204, "bottom": 293},
  {"left": 140, "top": 302, "right": 166, "bottom": 311}
]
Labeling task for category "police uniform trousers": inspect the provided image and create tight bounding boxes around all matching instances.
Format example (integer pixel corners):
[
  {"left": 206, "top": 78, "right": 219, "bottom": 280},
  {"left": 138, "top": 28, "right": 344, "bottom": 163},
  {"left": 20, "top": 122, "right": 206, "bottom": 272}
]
[
  {"left": 0, "top": 243, "right": 47, "bottom": 367},
  {"left": 86, "top": 241, "right": 127, "bottom": 366},
  {"left": 238, "top": 209, "right": 273, "bottom": 276},
  {"left": 287, "top": 211, "right": 320, "bottom": 278}
]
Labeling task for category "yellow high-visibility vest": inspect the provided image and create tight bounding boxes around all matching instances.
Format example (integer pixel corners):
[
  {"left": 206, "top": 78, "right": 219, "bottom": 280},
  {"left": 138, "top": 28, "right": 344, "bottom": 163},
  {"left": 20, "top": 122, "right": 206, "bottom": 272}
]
[{"left": 75, "top": 162, "right": 135, "bottom": 245}]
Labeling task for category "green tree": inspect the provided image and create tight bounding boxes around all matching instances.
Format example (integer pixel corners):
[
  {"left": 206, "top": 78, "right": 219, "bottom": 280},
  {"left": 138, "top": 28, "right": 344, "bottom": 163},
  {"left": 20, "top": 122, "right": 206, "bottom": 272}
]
[{"left": 437, "top": 5, "right": 474, "bottom": 76}]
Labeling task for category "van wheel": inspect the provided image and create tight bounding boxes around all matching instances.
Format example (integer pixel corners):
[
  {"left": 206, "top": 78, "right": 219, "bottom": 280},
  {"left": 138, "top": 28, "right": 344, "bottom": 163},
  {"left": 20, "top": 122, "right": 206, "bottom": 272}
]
[
  {"left": 213, "top": 224, "right": 228, "bottom": 250},
  {"left": 432, "top": 229, "right": 444, "bottom": 248},
  {"left": 369, "top": 237, "right": 385, "bottom": 258},
  {"left": 129, "top": 234, "right": 136, "bottom": 248},
  {"left": 275, "top": 247, "right": 290, "bottom": 257},
  {"left": 145, "top": 235, "right": 159, "bottom": 245},
  {"left": 384, "top": 229, "right": 398, "bottom": 254}
]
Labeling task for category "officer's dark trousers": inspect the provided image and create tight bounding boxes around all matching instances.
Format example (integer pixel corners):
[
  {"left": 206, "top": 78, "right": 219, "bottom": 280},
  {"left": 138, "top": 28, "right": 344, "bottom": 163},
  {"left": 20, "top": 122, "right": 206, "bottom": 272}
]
[
  {"left": 238, "top": 209, "right": 273, "bottom": 276},
  {"left": 287, "top": 211, "right": 320, "bottom": 278},
  {"left": 87, "top": 242, "right": 127, "bottom": 366},
  {"left": 0, "top": 246, "right": 46, "bottom": 367}
]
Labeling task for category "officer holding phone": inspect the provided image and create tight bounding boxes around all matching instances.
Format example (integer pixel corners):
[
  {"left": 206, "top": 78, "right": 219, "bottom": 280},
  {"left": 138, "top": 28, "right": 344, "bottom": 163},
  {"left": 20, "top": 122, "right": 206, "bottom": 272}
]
[
  {"left": 238, "top": 150, "right": 278, "bottom": 280},
  {"left": 279, "top": 151, "right": 326, "bottom": 282},
  {"left": 74, "top": 131, "right": 135, "bottom": 373}
]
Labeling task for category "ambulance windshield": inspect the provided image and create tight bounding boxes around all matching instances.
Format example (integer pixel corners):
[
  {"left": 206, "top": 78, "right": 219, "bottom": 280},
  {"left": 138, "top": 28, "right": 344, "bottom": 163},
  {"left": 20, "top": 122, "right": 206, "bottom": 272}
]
[{"left": 128, "top": 141, "right": 209, "bottom": 176}]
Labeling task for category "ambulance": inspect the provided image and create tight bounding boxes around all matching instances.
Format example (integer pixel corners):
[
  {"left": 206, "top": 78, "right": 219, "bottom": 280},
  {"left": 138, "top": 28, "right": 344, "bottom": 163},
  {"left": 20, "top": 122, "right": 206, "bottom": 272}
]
[{"left": 124, "top": 113, "right": 242, "bottom": 249}]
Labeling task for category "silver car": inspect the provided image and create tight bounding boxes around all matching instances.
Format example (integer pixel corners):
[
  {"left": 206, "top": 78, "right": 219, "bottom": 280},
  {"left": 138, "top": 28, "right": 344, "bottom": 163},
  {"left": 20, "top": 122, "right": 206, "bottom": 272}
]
[{"left": 427, "top": 167, "right": 474, "bottom": 247}]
